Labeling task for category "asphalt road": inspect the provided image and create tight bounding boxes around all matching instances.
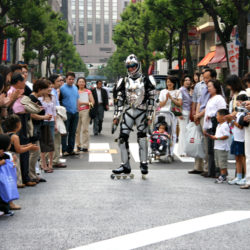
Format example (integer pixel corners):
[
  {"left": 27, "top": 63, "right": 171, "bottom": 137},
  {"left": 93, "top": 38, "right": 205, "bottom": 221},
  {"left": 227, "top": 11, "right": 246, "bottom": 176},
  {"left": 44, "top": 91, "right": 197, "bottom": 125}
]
[{"left": 1, "top": 108, "right": 250, "bottom": 250}]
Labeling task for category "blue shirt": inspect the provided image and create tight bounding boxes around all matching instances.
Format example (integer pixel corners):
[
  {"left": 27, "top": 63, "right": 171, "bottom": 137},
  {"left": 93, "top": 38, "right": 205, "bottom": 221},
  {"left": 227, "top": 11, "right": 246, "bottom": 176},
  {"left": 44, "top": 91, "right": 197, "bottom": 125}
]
[
  {"left": 60, "top": 84, "right": 79, "bottom": 114},
  {"left": 51, "top": 88, "right": 60, "bottom": 106},
  {"left": 192, "top": 80, "right": 206, "bottom": 103},
  {"left": 198, "top": 86, "right": 210, "bottom": 112}
]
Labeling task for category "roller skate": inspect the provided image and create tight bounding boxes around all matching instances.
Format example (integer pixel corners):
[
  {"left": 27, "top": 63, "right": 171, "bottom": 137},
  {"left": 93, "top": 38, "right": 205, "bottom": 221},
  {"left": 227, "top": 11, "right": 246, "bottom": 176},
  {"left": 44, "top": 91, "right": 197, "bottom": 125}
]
[
  {"left": 140, "top": 162, "right": 148, "bottom": 180},
  {"left": 111, "top": 164, "right": 134, "bottom": 180}
]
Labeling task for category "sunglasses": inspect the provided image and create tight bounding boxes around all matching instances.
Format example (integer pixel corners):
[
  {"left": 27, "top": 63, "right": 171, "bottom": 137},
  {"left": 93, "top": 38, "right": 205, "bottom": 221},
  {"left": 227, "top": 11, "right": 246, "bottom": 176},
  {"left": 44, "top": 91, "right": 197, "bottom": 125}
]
[{"left": 126, "top": 64, "right": 137, "bottom": 69}]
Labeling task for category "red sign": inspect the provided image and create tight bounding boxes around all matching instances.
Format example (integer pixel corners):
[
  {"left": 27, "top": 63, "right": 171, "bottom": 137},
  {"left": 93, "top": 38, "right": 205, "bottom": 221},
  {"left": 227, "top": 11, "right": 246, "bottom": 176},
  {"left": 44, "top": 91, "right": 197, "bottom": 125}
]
[
  {"left": 226, "top": 42, "right": 239, "bottom": 75},
  {"left": 188, "top": 27, "right": 198, "bottom": 37}
]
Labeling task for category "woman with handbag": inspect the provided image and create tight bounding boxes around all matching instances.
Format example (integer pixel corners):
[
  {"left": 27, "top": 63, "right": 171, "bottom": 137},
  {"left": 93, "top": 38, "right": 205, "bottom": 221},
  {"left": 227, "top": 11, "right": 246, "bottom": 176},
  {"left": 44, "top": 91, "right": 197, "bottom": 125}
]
[
  {"left": 203, "top": 80, "right": 226, "bottom": 178},
  {"left": 178, "top": 75, "right": 192, "bottom": 157},
  {"left": 159, "top": 76, "right": 182, "bottom": 156},
  {"left": 76, "top": 77, "right": 94, "bottom": 152}
]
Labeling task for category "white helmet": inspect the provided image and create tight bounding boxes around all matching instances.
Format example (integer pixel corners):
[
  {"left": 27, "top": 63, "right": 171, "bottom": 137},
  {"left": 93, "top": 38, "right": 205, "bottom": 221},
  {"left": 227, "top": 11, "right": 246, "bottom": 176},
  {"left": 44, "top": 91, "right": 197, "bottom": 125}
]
[{"left": 125, "top": 54, "right": 142, "bottom": 78}]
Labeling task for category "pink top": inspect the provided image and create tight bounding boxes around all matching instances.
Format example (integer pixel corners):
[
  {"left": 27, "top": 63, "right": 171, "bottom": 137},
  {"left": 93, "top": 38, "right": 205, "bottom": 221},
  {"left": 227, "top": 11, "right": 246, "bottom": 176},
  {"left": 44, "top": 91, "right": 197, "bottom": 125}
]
[
  {"left": 79, "top": 89, "right": 91, "bottom": 111},
  {"left": 38, "top": 96, "right": 57, "bottom": 121},
  {"left": 7, "top": 86, "right": 25, "bottom": 114}
]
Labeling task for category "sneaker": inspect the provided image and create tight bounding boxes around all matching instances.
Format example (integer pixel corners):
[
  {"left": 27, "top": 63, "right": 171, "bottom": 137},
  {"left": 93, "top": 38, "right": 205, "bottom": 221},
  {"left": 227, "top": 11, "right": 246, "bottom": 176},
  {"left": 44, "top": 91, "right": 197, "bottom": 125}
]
[
  {"left": 0, "top": 211, "right": 4, "bottom": 216},
  {"left": 159, "top": 145, "right": 163, "bottom": 151},
  {"left": 62, "top": 152, "right": 70, "bottom": 157},
  {"left": 237, "top": 178, "right": 246, "bottom": 186},
  {"left": 228, "top": 177, "right": 240, "bottom": 185},
  {"left": 215, "top": 175, "right": 227, "bottom": 184},
  {"left": 4, "top": 211, "right": 14, "bottom": 216}
]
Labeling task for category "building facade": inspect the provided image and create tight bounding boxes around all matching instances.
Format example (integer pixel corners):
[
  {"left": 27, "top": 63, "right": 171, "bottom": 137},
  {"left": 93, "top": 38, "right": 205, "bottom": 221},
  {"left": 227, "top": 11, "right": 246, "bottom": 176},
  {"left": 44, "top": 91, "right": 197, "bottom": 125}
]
[{"left": 71, "top": 0, "right": 128, "bottom": 67}]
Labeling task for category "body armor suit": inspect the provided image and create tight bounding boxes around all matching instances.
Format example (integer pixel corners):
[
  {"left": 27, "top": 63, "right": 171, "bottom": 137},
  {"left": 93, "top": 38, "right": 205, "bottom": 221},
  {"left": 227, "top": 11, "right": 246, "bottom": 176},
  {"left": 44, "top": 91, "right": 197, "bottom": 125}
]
[{"left": 113, "top": 54, "right": 156, "bottom": 175}]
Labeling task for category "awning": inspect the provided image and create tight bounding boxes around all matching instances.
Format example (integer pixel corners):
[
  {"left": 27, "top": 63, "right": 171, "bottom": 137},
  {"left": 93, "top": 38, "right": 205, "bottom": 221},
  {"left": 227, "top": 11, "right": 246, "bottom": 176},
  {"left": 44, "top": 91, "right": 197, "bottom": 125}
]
[
  {"left": 208, "top": 45, "right": 226, "bottom": 65},
  {"left": 174, "top": 59, "right": 186, "bottom": 69},
  {"left": 197, "top": 51, "right": 215, "bottom": 67}
]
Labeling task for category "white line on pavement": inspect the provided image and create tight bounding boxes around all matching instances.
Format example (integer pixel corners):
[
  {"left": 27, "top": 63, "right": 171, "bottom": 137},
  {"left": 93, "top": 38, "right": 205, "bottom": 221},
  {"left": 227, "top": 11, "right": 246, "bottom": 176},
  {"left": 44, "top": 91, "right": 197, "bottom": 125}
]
[
  {"left": 70, "top": 211, "right": 250, "bottom": 250},
  {"left": 89, "top": 143, "right": 113, "bottom": 162},
  {"left": 129, "top": 143, "right": 140, "bottom": 162}
]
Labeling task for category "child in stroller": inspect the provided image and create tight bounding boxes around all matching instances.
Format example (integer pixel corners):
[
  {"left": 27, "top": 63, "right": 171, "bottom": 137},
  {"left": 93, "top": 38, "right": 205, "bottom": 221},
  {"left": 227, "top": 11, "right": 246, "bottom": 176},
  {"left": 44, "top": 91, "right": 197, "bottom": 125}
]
[
  {"left": 150, "top": 123, "right": 170, "bottom": 157},
  {"left": 148, "top": 111, "right": 174, "bottom": 163}
]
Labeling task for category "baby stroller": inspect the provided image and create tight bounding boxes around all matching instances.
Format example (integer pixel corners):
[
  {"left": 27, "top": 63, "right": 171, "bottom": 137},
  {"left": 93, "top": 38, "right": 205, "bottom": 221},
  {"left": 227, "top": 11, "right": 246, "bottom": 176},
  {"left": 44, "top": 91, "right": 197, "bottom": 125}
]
[{"left": 148, "top": 111, "right": 175, "bottom": 163}]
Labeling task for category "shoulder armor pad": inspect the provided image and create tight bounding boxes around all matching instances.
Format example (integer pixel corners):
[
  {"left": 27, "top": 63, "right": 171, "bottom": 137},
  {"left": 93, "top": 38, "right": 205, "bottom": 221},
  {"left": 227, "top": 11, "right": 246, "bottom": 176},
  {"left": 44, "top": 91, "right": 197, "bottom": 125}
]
[
  {"left": 149, "top": 75, "right": 156, "bottom": 87},
  {"left": 116, "top": 78, "right": 125, "bottom": 91}
]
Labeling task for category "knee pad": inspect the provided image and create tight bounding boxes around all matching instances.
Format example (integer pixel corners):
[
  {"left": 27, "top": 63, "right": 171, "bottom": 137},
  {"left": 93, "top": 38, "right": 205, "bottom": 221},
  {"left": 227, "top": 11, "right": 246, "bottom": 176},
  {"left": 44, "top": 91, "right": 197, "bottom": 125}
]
[
  {"left": 119, "top": 133, "right": 129, "bottom": 144},
  {"left": 137, "top": 132, "right": 146, "bottom": 140}
]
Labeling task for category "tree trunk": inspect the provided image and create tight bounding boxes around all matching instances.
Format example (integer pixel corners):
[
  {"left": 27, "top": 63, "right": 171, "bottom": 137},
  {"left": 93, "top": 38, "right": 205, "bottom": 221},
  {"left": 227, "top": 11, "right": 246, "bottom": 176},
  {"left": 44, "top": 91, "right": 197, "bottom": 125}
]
[
  {"left": 200, "top": 1, "right": 233, "bottom": 70},
  {"left": 24, "top": 29, "right": 32, "bottom": 64},
  {"left": 12, "top": 38, "right": 18, "bottom": 64},
  {"left": 183, "top": 24, "right": 193, "bottom": 76},
  {"left": 168, "top": 29, "right": 174, "bottom": 71},
  {"left": 178, "top": 30, "right": 183, "bottom": 80},
  {"left": 38, "top": 48, "right": 44, "bottom": 78},
  {"left": 237, "top": 5, "right": 248, "bottom": 77}
]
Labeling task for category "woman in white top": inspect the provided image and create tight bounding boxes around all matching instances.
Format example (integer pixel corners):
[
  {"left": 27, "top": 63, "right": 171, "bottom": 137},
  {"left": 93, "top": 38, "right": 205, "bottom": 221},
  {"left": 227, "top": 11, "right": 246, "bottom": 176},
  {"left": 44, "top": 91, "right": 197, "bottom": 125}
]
[
  {"left": 203, "top": 80, "right": 227, "bottom": 131},
  {"left": 159, "top": 76, "right": 182, "bottom": 156},
  {"left": 203, "top": 79, "right": 226, "bottom": 177}
]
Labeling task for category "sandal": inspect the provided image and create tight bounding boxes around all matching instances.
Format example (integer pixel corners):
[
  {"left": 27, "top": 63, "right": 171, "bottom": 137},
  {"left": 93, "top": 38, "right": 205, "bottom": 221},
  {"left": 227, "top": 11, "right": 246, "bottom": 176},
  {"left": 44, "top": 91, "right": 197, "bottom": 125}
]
[{"left": 44, "top": 169, "right": 53, "bottom": 173}]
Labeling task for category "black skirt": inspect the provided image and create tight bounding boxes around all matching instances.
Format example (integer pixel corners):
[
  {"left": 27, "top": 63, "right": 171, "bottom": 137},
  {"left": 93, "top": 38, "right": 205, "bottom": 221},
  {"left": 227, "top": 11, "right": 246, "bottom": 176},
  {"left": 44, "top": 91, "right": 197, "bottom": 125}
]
[{"left": 40, "top": 124, "right": 54, "bottom": 153}]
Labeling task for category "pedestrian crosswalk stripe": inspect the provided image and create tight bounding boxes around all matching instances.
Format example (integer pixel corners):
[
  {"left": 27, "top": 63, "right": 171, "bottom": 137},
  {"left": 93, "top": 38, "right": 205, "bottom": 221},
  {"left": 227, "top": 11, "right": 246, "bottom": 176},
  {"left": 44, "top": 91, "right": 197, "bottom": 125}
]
[
  {"left": 89, "top": 143, "right": 113, "bottom": 162},
  {"left": 70, "top": 211, "right": 250, "bottom": 250},
  {"left": 128, "top": 143, "right": 140, "bottom": 162}
]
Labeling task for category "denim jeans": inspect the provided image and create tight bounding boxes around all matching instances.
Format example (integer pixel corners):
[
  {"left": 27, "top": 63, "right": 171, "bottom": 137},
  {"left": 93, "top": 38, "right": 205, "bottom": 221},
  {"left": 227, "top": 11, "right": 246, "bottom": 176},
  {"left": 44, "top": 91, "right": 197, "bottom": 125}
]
[{"left": 62, "top": 112, "right": 79, "bottom": 153}]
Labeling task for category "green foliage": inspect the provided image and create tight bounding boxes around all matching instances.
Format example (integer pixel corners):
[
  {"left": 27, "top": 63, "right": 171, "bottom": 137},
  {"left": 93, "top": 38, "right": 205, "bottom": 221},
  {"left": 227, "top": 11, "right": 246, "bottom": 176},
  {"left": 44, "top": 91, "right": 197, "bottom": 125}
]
[{"left": 113, "top": 2, "right": 157, "bottom": 75}]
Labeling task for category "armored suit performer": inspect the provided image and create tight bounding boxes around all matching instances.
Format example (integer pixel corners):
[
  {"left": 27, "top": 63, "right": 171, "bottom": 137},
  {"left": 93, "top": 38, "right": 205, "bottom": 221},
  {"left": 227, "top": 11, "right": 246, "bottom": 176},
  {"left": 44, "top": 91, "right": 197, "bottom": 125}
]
[{"left": 112, "top": 54, "right": 156, "bottom": 178}]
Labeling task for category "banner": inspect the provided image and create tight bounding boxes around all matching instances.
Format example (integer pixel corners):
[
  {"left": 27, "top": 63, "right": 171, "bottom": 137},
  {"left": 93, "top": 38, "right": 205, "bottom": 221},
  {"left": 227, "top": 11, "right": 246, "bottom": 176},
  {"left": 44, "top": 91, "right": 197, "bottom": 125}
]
[
  {"left": 1, "top": 39, "right": 11, "bottom": 62},
  {"left": 226, "top": 42, "right": 239, "bottom": 75}
]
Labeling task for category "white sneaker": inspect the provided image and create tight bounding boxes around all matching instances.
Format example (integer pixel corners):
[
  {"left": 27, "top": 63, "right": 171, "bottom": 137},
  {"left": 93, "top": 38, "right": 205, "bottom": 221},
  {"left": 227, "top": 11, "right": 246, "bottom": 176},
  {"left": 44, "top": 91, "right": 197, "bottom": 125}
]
[
  {"left": 228, "top": 177, "right": 240, "bottom": 185},
  {"left": 159, "top": 145, "right": 163, "bottom": 151},
  {"left": 215, "top": 176, "right": 227, "bottom": 184},
  {"left": 236, "top": 178, "right": 246, "bottom": 185}
]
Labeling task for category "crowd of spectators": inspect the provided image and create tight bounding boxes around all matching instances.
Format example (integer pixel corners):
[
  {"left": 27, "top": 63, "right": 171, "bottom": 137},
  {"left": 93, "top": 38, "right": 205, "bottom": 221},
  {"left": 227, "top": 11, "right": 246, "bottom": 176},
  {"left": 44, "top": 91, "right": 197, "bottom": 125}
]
[
  {"left": 158, "top": 69, "right": 250, "bottom": 187},
  {"left": 0, "top": 65, "right": 109, "bottom": 216}
]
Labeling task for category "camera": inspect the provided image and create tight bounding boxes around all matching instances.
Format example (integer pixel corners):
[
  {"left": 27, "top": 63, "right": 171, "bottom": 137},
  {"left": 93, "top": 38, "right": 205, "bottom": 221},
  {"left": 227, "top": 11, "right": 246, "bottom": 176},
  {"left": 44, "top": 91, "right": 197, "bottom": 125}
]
[{"left": 235, "top": 106, "right": 249, "bottom": 113}]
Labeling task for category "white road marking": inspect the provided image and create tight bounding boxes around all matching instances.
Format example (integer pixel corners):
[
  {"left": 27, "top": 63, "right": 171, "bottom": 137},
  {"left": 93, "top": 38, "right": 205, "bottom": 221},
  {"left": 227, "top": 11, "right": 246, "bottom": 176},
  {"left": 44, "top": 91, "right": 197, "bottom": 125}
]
[
  {"left": 89, "top": 143, "right": 113, "bottom": 162},
  {"left": 70, "top": 211, "right": 250, "bottom": 250},
  {"left": 129, "top": 143, "right": 140, "bottom": 162}
]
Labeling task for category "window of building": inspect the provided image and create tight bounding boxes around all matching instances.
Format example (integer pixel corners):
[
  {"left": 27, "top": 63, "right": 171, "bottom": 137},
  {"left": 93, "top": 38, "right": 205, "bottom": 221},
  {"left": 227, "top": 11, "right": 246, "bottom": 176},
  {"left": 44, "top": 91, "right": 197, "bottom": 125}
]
[
  {"left": 87, "top": 23, "right": 93, "bottom": 43},
  {"left": 104, "top": 22, "right": 109, "bottom": 44}
]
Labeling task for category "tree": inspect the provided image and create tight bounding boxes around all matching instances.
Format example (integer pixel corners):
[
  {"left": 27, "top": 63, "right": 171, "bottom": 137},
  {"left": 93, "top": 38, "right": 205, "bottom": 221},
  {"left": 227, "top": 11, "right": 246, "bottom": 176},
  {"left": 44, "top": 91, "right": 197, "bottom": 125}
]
[
  {"left": 200, "top": 0, "right": 238, "bottom": 71},
  {"left": 103, "top": 50, "right": 127, "bottom": 82},
  {"left": 113, "top": 2, "right": 157, "bottom": 75},
  {"left": 0, "top": 0, "right": 26, "bottom": 63},
  {"left": 146, "top": 0, "right": 204, "bottom": 77}
]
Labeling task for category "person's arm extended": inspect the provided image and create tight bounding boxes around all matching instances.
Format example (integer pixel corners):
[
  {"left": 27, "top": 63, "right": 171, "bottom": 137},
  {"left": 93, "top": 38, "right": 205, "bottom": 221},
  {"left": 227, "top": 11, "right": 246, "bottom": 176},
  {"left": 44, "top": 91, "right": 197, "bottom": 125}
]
[
  {"left": 31, "top": 114, "right": 51, "bottom": 121},
  {"left": 12, "top": 135, "right": 39, "bottom": 153},
  {"left": 209, "top": 135, "right": 229, "bottom": 140}
]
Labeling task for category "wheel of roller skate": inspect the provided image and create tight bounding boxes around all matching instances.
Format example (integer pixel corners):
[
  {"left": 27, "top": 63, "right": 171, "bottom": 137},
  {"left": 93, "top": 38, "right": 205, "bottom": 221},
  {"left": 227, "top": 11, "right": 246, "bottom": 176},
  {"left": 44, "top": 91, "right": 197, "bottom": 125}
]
[
  {"left": 117, "top": 176, "right": 121, "bottom": 179},
  {"left": 130, "top": 174, "right": 134, "bottom": 179},
  {"left": 110, "top": 174, "right": 115, "bottom": 179},
  {"left": 122, "top": 175, "right": 127, "bottom": 179}
]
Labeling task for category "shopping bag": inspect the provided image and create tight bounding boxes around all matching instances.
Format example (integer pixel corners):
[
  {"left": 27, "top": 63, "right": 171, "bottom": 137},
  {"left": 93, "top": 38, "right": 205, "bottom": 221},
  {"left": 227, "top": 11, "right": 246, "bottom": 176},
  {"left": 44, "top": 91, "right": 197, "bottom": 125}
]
[
  {"left": 0, "top": 159, "right": 19, "bottom": 203},
  {"left": 185, "top": 122, "right": 205, "bottom": 158}
]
